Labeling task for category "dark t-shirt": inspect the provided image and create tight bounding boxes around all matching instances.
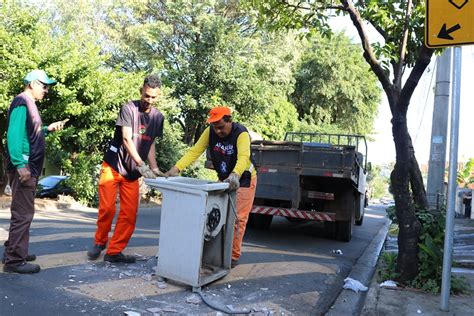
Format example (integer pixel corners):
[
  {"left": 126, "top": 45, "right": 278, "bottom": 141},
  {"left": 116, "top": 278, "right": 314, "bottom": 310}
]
[{"left": 104, "top": 101, "right": 164, "bottom": 180}]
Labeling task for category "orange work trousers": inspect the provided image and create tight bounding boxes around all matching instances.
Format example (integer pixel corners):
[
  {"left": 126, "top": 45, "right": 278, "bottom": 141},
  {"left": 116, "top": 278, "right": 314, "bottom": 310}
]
[
  {"left": 232, "top": 176, "right": 257, "bottom": 261},
  {"left": 95, "top": 162, "right": 139, "bottom": 255}
]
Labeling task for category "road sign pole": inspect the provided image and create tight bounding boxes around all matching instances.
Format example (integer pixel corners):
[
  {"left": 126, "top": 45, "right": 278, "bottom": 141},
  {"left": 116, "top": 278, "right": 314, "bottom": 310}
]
[{"left": 440, "top": 46, "right": 462, "bottom": 312}]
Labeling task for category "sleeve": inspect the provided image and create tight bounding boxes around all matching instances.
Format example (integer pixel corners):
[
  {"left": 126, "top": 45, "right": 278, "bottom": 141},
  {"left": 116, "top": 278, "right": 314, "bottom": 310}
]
[
  {"left": 157, "top": 114, "right": 164, "bottom": 138},
  {"left": 7, "top": 106, "right": 29, "bottom": 168},
  {"left": 232, "top": 131, "right": 251, "bottom": 176},
  {"left": 116, "top": 104, "right": 133, "bottom": 128},
  {"left": 175, "top": 127, "right": 210, "bottom": 171}
]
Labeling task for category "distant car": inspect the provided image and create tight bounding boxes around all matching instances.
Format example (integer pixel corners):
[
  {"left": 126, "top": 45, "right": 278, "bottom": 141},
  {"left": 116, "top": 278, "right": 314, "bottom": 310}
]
[{"left": 36, "top": 175, "right": 73, "bottom": 198}]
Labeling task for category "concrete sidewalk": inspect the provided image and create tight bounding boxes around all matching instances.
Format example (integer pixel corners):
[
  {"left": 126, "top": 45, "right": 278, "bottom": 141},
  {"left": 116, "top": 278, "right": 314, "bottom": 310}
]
[{"left": 360, "top": 218, "right": 474, "bottom": 316}]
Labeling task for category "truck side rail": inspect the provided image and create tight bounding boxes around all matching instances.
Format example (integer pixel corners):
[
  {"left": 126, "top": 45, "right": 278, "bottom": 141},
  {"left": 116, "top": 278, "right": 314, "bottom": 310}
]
[{"left": 284, "top": 132, "right": 368, "bottom": 170}]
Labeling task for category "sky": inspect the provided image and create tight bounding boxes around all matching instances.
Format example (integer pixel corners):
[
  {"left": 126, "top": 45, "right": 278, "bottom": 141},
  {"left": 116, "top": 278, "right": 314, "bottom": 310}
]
[{"left": 330, "top": 16, "right": 474, "bottom": 165}]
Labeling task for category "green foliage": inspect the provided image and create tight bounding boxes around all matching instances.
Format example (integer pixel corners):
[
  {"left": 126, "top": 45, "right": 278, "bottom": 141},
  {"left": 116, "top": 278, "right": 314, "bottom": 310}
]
[
  {"left": 99, "top": 0, "right": 302, "bottom": 144},
  {"left": 367, "top": 164, "right": 389, "bottom": 199},
  {"left": 377, "top": 251, "right": 400, "bottom": 282},
  {"left": 411, "top": 208, "right": 469, "bottom": 294},
  {"left": 291, "top": 34, "right": 381, "bottom": 135},
  {"left": 457, "top": 158, "right": 474, "bottom": 188},
  {"left": 386, "top": 205, "right": 397, "bottom": 223},
  {"left": 380, "top": 209, "right": 469, "bottom": 294},
  {"left": 0, "top": 3, "right": 180, "bottom": 205},
  {"left": 251, "top": 0, "right": 429, "bottom": 73}
]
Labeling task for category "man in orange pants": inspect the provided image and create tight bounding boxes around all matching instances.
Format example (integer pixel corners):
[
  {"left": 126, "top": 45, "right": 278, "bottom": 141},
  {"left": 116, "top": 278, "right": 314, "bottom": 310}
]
[
  {"left": 165, "top": 106, "right": 257, "bottom": 268},
  {"left": 87, "top": 75, "right": 165, "bottom": 263}
]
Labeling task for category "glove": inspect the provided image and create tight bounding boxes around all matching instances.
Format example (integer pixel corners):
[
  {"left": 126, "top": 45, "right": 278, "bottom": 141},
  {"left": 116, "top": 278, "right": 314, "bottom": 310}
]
[
  {"left": 152, "top": 167, "right": 164, "bottom": 177},
  {"left": 164, "top": 166, "right": 180, "bottom": 178},
  {"left": 137, "top": 163, "right": 156, "bottom": 179},
  {"left": 224, "top": 172, "right": 240, "bottom": 191}
]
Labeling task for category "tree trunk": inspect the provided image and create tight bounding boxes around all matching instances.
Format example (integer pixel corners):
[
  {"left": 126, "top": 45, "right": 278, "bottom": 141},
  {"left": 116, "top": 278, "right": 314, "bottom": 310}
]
[
  {"left": 391, "top": 111, "right": 422, "bottom": 283},
  {"left": 408, "top": 144, "right": 428, "bottom": 210}
]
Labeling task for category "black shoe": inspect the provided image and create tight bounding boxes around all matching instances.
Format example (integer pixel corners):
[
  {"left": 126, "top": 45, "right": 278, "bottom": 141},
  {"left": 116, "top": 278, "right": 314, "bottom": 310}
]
[
  {"left": 104, "top": 252, "right": 136, "bottom": 263},
  {"left": 3, "top": 262, "right": 41, "bottom": 274},
  {"left": 87, "top": 244, "right": 106, "bottom": 260},
  {"left": 2, "top": 253, "right": 36, "bottom": 264},
  {"left": 231, "top": 259, "right": 239, "bottom": 268}
]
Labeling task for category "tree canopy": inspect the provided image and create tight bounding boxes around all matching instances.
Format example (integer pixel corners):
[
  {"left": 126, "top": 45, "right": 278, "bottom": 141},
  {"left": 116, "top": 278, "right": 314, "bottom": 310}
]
[{"left": 1, "top": 0, "right": 380, "bottom": 204}]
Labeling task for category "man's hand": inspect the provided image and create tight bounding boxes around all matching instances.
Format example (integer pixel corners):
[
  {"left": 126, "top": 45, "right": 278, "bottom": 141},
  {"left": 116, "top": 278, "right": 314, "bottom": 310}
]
[
  {"left": 48, "top": 118, "right": 69, "bottom": 132},
  {"left": 152, "top": 167, "right": 164, "bottom": 177},
  {"left": 224, "top": 172, "right": 240, "bottom": 191},
  {"left": 17, "top": 167, "right": 31, "bottom": 183},
  {"left": 137, "top": 163, "right": 156, "bottom": 179},
  {"left": 164, "top": 166, "right": 180, "bottom": 178}
]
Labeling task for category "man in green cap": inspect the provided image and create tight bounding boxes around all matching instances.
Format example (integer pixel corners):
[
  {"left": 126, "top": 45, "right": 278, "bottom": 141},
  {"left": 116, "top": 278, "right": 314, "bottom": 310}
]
[{"left": 3, "top": 70, "right": 67, "bottom": 274}]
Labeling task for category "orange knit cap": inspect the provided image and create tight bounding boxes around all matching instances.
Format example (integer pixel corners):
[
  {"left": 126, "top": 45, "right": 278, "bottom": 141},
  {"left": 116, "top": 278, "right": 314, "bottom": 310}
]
[{"left": 207, "top": 106, "right": 232, "bottom": 123}]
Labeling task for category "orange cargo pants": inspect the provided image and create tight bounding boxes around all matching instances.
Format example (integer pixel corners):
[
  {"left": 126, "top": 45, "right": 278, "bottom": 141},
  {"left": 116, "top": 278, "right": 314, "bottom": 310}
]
[
  {"left": 232, "top": 176, "right": 257, "bottom": 261},
  {"left": 94, "top": 162, "right": 139, "bottom": 255}
]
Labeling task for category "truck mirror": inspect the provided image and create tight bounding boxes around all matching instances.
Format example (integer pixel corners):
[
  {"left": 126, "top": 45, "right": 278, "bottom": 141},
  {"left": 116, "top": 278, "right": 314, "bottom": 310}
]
[{"left": 367, "top": 162, "right": 372, "bottom": 171}]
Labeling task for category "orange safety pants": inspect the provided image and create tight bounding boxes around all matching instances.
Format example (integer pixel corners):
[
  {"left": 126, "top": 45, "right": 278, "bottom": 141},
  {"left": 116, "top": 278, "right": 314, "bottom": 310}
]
[
  {"left": 232, "top": 176, "right": 257, "bottom": 261},
  {"left": 94, "top": 162, "right": 139, "bottom": 255}
]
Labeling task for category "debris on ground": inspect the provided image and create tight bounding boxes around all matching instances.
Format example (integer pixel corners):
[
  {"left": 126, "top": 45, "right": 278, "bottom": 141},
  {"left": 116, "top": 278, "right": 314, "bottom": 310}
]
[
  {"left": 343, "top": 277, "right": 368, "bottom": 292},
  {"left": 331, "top": 249, "right": 343, "bottom": 255},
  {"left": 186, "top": 294, "right": 202, "bottom": 305},
  {"left": 123, "top": 311, "right": 141, "bottom": 316},
  {"left": 380, "top": 280, "right": 397, "bottom": 288}
]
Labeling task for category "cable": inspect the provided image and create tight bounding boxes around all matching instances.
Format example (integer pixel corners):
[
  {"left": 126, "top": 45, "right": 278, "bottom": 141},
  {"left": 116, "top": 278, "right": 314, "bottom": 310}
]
[
  {"left": 413, "top": 58, "right": 437, "bottom": 144},
  {"left": 194, "top": 287, "right": 252, "bottom": 315}
]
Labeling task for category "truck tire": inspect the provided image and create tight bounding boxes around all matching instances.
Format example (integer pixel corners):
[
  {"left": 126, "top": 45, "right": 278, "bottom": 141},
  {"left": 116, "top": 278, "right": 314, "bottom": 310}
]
[
  {"left": 336, "top": 209, "right": 354, "bottom": 242},
  {"left": 355, "top": 192, "right": 365, "bottom": 226},
  {"left": 252, "top": 213, "right": 273, "bottom": 229},
  {"left": 336, "top": 220, "right": 353, "bottom": 242},
  {"left": 324, "top": 221, "right": 336, "bottom": 238}
]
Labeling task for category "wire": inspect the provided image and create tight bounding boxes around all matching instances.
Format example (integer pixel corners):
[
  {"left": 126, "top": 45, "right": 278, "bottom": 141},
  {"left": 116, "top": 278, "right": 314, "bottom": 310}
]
[
  {"left": 413, "top": 58, "right": 437, "bottom": 144},
  {"left": 194, "top": 287, "right": 252, "bottom": 315}
]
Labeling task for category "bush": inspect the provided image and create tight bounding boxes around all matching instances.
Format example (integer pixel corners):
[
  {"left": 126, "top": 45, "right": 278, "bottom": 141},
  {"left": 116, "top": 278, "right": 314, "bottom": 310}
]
[{"left": 381, "top": 206, "right": 470, "bottom": 294}]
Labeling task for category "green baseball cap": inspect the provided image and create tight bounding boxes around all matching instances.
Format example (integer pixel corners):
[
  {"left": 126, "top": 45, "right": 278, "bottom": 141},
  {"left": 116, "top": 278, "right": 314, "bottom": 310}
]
[{"left": 23, "top": 70, "right": 57, "bottom": 85}]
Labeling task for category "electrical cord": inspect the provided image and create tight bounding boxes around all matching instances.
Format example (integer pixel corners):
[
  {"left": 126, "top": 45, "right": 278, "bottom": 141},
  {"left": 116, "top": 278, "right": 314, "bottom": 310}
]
[{"left": 194, "top": 287, "right": 251, "bottom": 315}]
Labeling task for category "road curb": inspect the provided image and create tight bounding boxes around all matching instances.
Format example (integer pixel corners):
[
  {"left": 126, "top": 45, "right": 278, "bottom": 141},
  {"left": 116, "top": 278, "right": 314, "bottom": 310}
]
[{"left": 326, "top": 218, "right": 390, "bottom": 316}]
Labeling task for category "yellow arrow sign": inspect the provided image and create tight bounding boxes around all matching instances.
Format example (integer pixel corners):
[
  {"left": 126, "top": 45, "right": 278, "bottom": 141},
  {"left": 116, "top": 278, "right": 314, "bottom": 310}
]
[{"left": 425, "top": 0, "right": 474, "bottom": 48}]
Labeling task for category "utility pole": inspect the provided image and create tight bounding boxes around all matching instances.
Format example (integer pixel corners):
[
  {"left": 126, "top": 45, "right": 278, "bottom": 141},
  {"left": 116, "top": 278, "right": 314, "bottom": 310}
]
[{"left": 426, "top": 49, "right": 451, "bottom": 208}]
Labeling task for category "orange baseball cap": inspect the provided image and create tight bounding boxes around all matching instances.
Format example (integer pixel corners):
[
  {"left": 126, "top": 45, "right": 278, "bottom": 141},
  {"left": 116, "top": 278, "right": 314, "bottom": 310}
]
[{"left": 207, "top": 106, "right": 232, "bottom": 123}]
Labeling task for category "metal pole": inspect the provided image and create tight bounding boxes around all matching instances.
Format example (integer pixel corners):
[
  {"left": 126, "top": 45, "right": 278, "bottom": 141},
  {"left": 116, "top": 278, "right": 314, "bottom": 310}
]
[
  {"left": 440, "top": 46, "right": 462, "bottom": 311},
  {"left": 427, "top": 49, "right": 451, "bottom": 208}
]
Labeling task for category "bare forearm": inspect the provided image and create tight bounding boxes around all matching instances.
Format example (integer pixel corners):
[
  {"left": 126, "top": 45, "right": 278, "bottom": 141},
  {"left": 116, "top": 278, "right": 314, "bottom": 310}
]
[
  {"left": 122, "top": 137, "right": 143, "bottom": 165},
  {"left": 147, "top": 142, "right": 158, "bottom": 169}
]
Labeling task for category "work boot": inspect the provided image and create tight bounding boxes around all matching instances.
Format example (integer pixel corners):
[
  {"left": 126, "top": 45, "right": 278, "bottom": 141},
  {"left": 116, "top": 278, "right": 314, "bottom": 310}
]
[
  {"left": 87, "top": 244, "right": 106, "bottom": 260},
  {"left": 2, "top": 253, "right": 36, "bottom": 264},
  {"left": 3, "top": 262, "right": 41, "bottom": 274},
  {"left": 231, "top": 259, "right": 239, "bottom": 268},
  {"left": 104, "top": 252, "right": 136, "bottom": 264}
]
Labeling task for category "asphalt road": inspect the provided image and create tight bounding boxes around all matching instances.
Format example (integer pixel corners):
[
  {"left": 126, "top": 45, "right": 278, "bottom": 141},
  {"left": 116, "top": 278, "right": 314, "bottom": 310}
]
[{"left": 0, "top": 199, "right": 387, "bottom": 315}]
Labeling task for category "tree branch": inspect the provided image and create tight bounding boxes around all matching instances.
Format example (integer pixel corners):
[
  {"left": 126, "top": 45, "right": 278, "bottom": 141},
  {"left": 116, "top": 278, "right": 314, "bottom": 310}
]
[
  {"left": 394, "top": 0, "right": 413, "bottom": 88},
  {"left": 342, "top": 0, "right": 391, "bottom": 92},
  {"left": 399, "top": 45, "right": 434, "bottom": 110}
]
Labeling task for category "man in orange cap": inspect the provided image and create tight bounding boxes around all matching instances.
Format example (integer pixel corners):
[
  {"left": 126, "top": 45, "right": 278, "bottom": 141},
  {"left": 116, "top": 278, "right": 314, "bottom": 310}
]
[{"left": 165, "top": 106, "right": 257, "bottom": 268}]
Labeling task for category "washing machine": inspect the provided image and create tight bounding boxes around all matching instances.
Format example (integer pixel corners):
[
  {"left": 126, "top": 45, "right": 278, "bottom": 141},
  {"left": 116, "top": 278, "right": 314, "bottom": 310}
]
[{"left": 145, "top": 177, "right": 235, "bottom": 288}]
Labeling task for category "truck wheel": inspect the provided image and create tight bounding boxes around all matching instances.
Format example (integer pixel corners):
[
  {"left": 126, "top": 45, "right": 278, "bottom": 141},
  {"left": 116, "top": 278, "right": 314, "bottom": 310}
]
[
  {"left": 355, "top": 192, "right": 365, "bottom": 226},
  {"left": 355, "top": 214, "right": 364, "bottom": 226},
  {"left": 324, "top": 221, "right": 336, "bottom": 238},
  {"left": 253, "top": 214, "right": 273, "bottom": 229},
  {"left": 336, "top": 220, "right": 353, "bottom": 242}
]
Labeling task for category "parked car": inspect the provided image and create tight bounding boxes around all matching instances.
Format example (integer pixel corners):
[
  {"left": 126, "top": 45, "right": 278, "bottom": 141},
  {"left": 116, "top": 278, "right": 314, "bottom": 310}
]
[{"left": 36, "top": 175, "right": 73, "bottom": 198}]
